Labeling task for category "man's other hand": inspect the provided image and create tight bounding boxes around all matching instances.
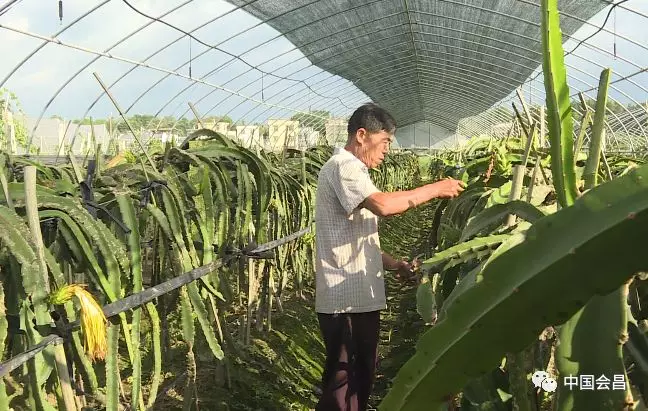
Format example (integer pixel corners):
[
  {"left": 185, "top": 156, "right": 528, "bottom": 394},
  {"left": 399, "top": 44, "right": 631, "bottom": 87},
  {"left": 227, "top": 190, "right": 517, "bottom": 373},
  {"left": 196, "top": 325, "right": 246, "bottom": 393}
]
[{"left": 395, "top": 259, "right": 418, "bottom": 283}]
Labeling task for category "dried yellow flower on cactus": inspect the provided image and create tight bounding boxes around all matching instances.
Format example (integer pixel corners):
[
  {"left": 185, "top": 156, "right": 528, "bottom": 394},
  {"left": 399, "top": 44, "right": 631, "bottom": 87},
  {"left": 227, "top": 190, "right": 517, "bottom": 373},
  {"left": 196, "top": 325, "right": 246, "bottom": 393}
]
[{"left": 50, "top": 284, "right": 108, "bottom": 362}]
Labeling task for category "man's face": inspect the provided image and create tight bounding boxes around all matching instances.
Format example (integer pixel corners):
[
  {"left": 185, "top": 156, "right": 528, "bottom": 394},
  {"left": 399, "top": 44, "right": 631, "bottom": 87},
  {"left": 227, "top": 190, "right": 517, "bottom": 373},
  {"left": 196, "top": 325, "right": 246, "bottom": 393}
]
[{"left": 357, "top": 128, "right": 393, "bottom": 169}]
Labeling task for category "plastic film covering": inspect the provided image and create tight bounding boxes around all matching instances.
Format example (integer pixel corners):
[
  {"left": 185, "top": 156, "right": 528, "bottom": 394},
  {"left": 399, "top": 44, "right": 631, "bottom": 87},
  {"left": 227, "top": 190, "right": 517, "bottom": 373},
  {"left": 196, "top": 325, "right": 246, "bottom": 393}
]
[{"left": 0, "top": 0, "right": 647, "bottom": 152}]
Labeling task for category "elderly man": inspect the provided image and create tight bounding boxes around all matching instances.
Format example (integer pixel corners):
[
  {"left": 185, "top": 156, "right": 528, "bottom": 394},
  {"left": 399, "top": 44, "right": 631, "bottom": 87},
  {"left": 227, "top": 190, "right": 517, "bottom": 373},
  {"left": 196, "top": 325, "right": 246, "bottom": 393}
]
[{"left": 314, "top": 103, "right": 465, "bottom": 411}]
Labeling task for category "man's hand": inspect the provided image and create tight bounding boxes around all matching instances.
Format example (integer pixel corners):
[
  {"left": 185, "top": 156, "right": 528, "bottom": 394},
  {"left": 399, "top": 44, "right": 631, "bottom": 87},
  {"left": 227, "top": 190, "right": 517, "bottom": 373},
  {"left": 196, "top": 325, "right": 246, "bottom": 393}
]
[
  {"left": 383, "top": 252, "right": 417, "bottom": 282},
  {"left": 426, "top": 178, "right": 466, "bottom": 199},
  {"left": 394, "top": 258, "right": 418, "bottom": 283}
]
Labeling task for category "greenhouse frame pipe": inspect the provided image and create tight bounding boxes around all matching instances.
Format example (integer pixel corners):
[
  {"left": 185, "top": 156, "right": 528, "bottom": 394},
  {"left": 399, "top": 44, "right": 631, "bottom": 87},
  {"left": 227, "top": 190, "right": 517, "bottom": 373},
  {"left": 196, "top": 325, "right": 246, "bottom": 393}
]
[
  {"left": 3, "top": 0, "right": 644, "bottom": 148},
  {"left": 186, "top": 26, "right": 642, "bottom": 130},
  {"left": 172, "top": 43, "right": 417, "bottom": 124},
  {"left": 228, "top": 26, "right": 632, "bottom": 123},
  {"left": 208, "top": 55, "right": 538, "bottom": 122},
  {"left": 220, "top": 48, "right": 522, "bottom": 120},
  {"left": 208, "top": 68, "right": 631, "bottom": 148},
  {"left": 169, "top": 35, "right": 535, "bottom": 129},
  {"left": 181, "top": 0, "right": 648, "bottom": 88},
  {"left": 192, "top": 10, "right": 420, "bottom": 97},
  {"left": 21, "top": 0, "right": 194, "bottom": 148},
  {"left": 161, "top": 21, "right": 494, "bottom": 119},
  {"left": 425, "top": 0, "right": 648, "bottom": 99},
  {"left": 185, "top": 26, "right": 534, "bottom": 109},
  {"left": 309, "top": 53, "right": 536, "bottom": 98},
  {"left": 0, "top": 0, "right": 20, "bottom": 15},
  {"left": 285, "top": 41, "right": 648, "bottom": 138},
  {"left": 7, "top": 1, "right": 643, "bottom": 112},
  {"left": 143, "top": 63, "right": 340, "bottom": 132},
  {"left": 141, "top": 45, "right": 354, "bottom": 123},
  {"left": 214, "top": 4, "right": 647, "bottom": 107},
  {"left": 260, "top": 0, "right": 636, "bottom": 90},
  {"left": 604, "top": 1, "right": 648, "bottom": 20},
  {"left": 68, "top": 0, "right": 358, "bottom": 137},
  {"left": 251, "top": 33, "right": 646, "bottom": 118},
  {"left": 521, "top": 0, "right": 641, "bottom": 28},
  {"left": 412, "top": 29, "right": 648, "bottom": 97},
  {"left": 411, "top": 10, "right": 645, "bottom": 73},
  {"left": 438, "top": 0, "right": 648, "bottom": 55},
  {"left": 126, "top": 0, "right": 393, "bottom": 119},
  {"left": 215, "top": 42, "right": 642, "bottom": 138},
  {"left": 143, "top": 6, "right": 572, "bottom": 124},
  {"left": 570, "top": 105, "right": 636, "bottom": 152},
  {"left": 215, "top": 81, "right": 472, "bottom": 133},
  {"left": 235, "top": 67, "right": 533, "bottom": 130},
  {"left": 66, "top": 0, "right": 262, "bottom": 140},
  {"left": 155, "top": 74, "right": 357, "bottom": 137},
  {"left": 233, "top": 0, "right": 397, "bottom": 61},
  {"left": 0, "top": 0, "right": 111, "bottom": 88},
  {"left": 568, "top": 100, "right": 641, "bottom": 149},
  {"left": 65, "top": 0, "right": 274, "bottom": 143},
  {"left": 119, "top": 0, "right": 339, "bottom": 100},
  {"left": 135, "top": 19, "right": 411, "bottom": 124},
  {"left": 516, "top": 0, "right": 647, "bottom": 89},
  {"left": 279, "top": 81, "right": 634, "bottom": 150},
  {"left": 576, "top": 67, "right": 648, "bottom": 96},
  {"left": 322, "top": 55, "right": 641, "bottom": 126},
  {"left": 180, "top": 75, "right": 357, "bottom": 131},
  {"left": 0, "top": 24, "right": 326, "bottom": 121},
  {"left": 217, "top": 0, "right": 638, "bottom": 87},
  {"left": 189, "top": 84, "right": 361, "bottom": 134},
  {"left": 118, "top": 3, "right": 645, "bottom": 133},
  {"left": 321, "top": 36, "right": 644, "bottom": 101}
]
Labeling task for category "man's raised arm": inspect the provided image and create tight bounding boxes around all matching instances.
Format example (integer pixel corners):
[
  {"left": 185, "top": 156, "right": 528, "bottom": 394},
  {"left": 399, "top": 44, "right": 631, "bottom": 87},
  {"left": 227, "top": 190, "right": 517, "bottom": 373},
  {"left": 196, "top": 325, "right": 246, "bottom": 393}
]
[{"left": 361, "top": 178, "right": 465, "bottom": 217}]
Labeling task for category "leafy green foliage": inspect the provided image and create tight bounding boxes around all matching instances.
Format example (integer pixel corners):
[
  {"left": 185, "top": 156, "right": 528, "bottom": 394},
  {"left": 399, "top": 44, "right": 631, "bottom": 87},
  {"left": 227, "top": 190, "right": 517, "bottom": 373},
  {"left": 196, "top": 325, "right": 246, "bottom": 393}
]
[
  {"left": 381, "top": 159, "right": 648, "bottom": 411},
  {"left": 0, "top": 130, "right": 331, "bottom": 409}
]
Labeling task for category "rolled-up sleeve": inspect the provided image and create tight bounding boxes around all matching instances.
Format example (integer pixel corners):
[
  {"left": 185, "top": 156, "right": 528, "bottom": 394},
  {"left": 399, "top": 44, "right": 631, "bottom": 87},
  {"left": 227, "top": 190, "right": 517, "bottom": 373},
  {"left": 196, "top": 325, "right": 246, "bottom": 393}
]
[{"left": 328, "top": 158, "right": 380, "bottom": 215}]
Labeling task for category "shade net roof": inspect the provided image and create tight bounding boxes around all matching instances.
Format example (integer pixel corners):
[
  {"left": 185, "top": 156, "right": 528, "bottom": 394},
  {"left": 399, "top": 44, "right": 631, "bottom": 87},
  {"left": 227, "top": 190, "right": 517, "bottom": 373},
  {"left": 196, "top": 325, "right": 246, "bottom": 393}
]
[
  {"left": 228, "top": 0, "right": 606, "bottom": 129},
  {"left": 1, "top": 0, "right": 647, "bottom": 153}
]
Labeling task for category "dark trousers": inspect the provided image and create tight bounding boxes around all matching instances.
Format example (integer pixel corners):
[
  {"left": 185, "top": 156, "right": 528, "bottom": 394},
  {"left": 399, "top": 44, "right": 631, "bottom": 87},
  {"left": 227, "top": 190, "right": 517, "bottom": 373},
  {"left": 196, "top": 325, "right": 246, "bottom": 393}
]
[{"left": 316, "top": 310, "right": 380, "bottom": 411}]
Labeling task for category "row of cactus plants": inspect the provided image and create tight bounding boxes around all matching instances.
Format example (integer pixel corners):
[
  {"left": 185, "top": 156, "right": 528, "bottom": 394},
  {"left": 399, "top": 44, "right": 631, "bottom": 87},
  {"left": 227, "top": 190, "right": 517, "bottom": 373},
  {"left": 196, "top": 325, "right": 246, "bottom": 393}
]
[
  {"left": 0, "top": 130, "right": 330, "bottom": 409},
  {"left": 0, "top": 123, "right": 418, "bottom": 410},
  {"left": 379, "top": 0, "right": 648, "bottom": 410}
]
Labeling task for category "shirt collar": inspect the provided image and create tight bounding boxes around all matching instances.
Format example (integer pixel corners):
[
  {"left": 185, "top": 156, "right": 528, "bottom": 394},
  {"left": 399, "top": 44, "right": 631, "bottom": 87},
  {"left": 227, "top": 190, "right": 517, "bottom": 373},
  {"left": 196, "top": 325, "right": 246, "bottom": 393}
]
[{"left": 335, "top": 146, "right": 368, "bottom": 170}]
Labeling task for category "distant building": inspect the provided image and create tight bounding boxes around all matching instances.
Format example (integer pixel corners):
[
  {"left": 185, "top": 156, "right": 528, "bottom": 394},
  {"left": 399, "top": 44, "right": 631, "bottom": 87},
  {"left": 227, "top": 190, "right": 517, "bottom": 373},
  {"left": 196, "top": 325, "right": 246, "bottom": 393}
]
[
  {"left": 298, "top": 127, "right": 319, "bottom": 149},
  {"left": 196, "top": 120, "right": 230, "bottom": 135},
  {"left": 137, "top": 129, "right": 182, "bottom": 149},
  {"left": 65, "top": 123, "right": 111, "bottom": 154},
  {"left": 16, "top": 116, "right": 111, "bottom": 155},
  {"left": 235, "top": 125, "right": 261, "bottom": 148},
  {"left": 267, "top": 119, "right": 299, "bottom": 151},
  {"left": 325, "top": 117, "right": 348, "bottom": 145},
  {"left": 116, "top": 133, "right": 136, "bottom": 152},
  {"left": 22, "top": 117, "right": 66, "bottom": 154}
]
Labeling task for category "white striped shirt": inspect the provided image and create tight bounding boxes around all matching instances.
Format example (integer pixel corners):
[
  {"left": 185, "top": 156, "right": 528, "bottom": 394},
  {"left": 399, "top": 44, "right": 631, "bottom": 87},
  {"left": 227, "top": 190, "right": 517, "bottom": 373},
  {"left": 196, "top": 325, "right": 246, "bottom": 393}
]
[{"left": 314, "top": 147, "right": 386, "bottom": 314}]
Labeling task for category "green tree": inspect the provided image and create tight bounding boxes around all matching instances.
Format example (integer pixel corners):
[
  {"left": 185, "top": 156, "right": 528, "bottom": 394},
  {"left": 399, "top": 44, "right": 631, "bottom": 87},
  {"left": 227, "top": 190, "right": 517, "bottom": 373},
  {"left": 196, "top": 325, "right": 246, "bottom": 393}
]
[
  {"left": 0, "top": 88, "right": 30, "bottom": 152},
  {"left": 203, "top": 115, "right": 232, "bottom": 124},
  {"left": 176, "top": 117, "right": 193, "bottom": 134}
]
